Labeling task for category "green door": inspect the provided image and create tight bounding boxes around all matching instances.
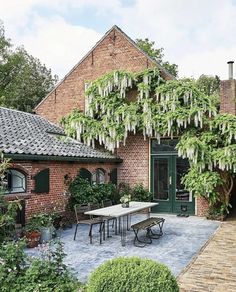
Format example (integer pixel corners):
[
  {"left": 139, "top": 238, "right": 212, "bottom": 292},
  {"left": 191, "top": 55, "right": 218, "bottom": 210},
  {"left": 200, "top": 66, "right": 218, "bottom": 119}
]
[
  {"left": 152, "top": 156, "right": 173, "bottom": 212},
  {"left": 151, "top": 154, "right": 195, "bottom": 215}
]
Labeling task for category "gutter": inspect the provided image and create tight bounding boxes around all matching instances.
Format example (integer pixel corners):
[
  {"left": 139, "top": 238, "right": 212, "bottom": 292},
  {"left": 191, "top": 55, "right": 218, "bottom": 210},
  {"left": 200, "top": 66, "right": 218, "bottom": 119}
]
[{"left": 4, "top": 153, "right": 123, "bottom": 164}]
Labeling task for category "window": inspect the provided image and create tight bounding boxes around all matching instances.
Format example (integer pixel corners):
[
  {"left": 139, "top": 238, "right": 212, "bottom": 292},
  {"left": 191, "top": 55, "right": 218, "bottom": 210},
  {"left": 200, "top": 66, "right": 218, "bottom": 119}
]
[
  {"left": 92, "top": 168, "right": 105, "bottom": 184},
  {"left": 33, "top": 168, "right": 50, "bottom": 193},
  {"left": 6, "top": 169, "right": 26, "bottom": 193}
]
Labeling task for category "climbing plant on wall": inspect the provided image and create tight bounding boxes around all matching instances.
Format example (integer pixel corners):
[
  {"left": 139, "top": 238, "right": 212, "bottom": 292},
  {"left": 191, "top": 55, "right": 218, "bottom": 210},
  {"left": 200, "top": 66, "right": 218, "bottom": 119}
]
[{"left": 61, "top": 68, "right": 236, "bottom": 215}]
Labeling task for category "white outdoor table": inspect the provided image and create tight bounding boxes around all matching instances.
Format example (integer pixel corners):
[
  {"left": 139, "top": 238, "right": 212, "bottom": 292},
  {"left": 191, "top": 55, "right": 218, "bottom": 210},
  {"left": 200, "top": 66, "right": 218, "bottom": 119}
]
[{"left": 85, "top": 201, "right": 158, "bottom": 246}]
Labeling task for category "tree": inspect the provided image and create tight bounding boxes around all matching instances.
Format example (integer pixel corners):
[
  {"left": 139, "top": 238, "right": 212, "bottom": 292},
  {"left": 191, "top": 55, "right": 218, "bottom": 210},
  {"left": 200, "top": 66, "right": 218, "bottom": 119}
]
[
  {"left": 61, "top": 68, "right": 235, "bottom": 216},
  {"left": 0, "top": 21, "right": 58, "bottom": 112},
  {"left": 196, "top": 74, "right": 220, "bottom": 96},
  {"left": 136, "top": 38, "right": 178, "bottom": 77}
]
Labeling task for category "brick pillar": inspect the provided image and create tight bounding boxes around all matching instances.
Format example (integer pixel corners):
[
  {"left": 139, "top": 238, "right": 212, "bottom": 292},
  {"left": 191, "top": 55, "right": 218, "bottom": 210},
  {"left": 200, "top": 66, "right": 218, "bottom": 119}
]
[{"left": 220, "top": 79, "right": 236, "bottom": 114}]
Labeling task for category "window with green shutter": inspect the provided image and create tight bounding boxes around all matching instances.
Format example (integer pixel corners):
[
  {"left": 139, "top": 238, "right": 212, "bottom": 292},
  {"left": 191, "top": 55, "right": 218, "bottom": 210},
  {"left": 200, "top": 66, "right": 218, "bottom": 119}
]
[
  {"left": 110, "top": 168, "right": 117, "bottom": 185},
  {"left": 33, "top": 168, "right": 50, "bottom": 193}
]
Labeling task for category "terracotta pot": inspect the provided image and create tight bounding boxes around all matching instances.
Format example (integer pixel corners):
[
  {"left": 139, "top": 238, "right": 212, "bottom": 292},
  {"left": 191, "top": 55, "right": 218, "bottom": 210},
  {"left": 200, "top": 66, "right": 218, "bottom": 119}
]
[{"left": 25, "top": 231, "right": 41, "bottom": 248}]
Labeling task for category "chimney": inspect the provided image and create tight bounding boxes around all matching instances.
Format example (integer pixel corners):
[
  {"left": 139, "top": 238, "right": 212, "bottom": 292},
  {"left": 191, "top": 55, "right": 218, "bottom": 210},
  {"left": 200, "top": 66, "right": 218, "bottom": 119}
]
[
  {"left": 227, "top": 61, "right": 234, "bottom": 79},
  {"left": 220, "top": 61, "right": 236, "bottom": 115}
]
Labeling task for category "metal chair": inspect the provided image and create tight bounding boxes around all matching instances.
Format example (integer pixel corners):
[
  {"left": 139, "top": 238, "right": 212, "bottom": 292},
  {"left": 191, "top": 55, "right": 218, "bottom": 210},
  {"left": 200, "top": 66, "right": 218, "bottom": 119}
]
[
  {"left": 73, "top": 203, "right": 105, "bottom": 244},
  {"left": 101, "top": 200, "right": 117, "bottom": 237}
]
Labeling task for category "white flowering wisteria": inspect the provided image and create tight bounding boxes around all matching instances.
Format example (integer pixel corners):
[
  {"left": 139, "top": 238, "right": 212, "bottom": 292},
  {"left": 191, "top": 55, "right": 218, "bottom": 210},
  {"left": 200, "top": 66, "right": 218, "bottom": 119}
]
[
  {"left": 60, "top": 68, "right": 236, "bottom": 214},
  {"left": 62, "top": 69, "right": 219, "bottom": 154}
]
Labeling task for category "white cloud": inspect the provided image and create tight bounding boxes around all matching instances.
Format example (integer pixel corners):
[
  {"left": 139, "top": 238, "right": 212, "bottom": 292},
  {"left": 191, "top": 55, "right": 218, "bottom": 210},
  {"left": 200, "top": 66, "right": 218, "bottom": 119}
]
[
  {"left": 1, "top": 0, "right": 236, "bottom": 79},
  {"left": 114, "top": 0, "right": 236, "bottom": 79},
  {"left": 18, "top": 16, "right": 102, "bottom": 77}
]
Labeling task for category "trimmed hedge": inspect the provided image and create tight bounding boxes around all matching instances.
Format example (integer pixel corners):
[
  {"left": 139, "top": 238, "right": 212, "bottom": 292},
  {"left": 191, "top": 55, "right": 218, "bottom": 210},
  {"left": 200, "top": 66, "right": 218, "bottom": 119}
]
[{"left": 86, "top": 257, "right": 179, "bottom": 292}]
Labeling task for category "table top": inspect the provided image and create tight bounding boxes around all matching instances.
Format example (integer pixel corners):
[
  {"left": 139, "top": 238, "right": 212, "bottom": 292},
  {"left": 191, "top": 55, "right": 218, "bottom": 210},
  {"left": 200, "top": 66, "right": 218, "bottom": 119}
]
[{"left": 84, "top": 201, "right": 159, "bottom": 217}]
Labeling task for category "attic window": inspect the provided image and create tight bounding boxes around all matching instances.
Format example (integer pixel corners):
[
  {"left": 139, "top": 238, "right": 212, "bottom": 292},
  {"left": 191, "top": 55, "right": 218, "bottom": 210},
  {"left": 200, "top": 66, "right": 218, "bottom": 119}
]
[{"left": 6, "top": 169, "right": 26, "bottom": 194}]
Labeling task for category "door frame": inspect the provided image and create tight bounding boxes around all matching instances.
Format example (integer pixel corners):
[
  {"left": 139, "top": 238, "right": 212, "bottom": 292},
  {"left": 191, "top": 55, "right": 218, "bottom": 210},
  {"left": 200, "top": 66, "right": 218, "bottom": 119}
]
[
  {"left": 151, "top": 154, "right": 173, "bottom": 213},
  {"left": 150, "top": 139, "right": 195, "bottom": 215}
]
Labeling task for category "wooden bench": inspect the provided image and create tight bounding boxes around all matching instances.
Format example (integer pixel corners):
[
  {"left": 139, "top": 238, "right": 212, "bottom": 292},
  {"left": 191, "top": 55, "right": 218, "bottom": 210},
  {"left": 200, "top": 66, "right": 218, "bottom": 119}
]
[{"left": 131, "top": 217, "right": 165, "bottom": 247}]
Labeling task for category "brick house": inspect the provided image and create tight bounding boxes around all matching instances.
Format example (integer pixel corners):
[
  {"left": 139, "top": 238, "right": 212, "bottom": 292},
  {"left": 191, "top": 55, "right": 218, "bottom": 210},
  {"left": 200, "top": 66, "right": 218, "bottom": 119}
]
[
  {"left": 2, "top": 25, "right": 234, "bottom": 219},
  {"left": 0, "top": 107, "right": 121, "bottom": 222},
  {"left": 34, "top": 25, "right": 200, "bottom": 215}
]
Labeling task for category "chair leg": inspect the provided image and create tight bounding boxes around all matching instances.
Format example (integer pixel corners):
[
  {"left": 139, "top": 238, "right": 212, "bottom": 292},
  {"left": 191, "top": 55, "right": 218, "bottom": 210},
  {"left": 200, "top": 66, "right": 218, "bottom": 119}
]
[
  {"left": 99, "top": 222, "right": 105, "bottom": 244},
  {"left": 73, "top": 224, "right": 78, "bottom": 240},
  {"left": 89, "top": 225, "right": 93, "bottom": 244},
  {"left": 107, "top": 220, "right": 110, "bottom": 238},
  {"left": 115, "top": 218, "right": 118, "bottom": 235},
  {"left": 103, "top": 222, "right": 105, "bottom": 241}
]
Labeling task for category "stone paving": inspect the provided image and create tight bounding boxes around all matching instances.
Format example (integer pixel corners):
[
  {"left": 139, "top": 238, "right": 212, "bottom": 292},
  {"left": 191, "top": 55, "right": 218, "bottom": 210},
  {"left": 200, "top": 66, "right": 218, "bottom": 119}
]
[
  {"left": 178, "top": 216, "right": 236, "bottom": 292},
  {"left": 27, "top": 214, "right": 219, "bottom": 283}
]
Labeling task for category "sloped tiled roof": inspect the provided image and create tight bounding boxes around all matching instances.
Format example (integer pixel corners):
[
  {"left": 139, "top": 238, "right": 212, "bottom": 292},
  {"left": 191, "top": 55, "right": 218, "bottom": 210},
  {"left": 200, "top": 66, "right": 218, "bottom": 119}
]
[{"left": 0, "top": 107, "right": 119, "bottom": 162}]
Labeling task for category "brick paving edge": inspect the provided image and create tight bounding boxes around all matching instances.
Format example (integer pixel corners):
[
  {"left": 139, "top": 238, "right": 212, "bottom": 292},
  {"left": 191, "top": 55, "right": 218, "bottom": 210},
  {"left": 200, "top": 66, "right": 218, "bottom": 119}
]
[{"left": 176, "top": 222, "right": 222, "bottom": 281}]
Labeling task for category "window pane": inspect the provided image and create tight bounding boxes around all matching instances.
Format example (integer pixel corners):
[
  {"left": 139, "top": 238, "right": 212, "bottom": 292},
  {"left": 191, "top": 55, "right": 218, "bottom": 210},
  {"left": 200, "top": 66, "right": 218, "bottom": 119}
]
[
  {"left": 151, "top": 139, "right": 178, "bottom": 154},
  {"left": 175, "top": 158, "right": 191, "bottom": 202},
  {"left": 97, "top": 169, "right": 105, "bottom": 184},
  {"left": 92, "top": 172, "right": 97, "bottom": 184},
  {"left": 154, "top": 158, "right": 169, "bottom": 200},
  {"left": 8, "top": 170, "right": 26, "bottom": 193}
]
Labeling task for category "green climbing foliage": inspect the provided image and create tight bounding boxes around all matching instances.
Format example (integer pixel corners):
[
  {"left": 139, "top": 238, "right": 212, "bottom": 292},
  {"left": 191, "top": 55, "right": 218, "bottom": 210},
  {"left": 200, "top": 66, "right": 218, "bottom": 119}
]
[{"left": 61, "top": 67, "right": 236, "bottom": 215}]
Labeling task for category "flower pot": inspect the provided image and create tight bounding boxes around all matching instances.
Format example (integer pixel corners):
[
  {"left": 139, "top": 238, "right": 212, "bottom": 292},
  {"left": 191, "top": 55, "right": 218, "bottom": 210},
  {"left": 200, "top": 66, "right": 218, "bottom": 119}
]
[
  {"left": 25, "top": 231, "right": 41, "bottom": 248},
  {"left": 122, "top": 202, "right": 129, "bottom": 208},
  {"left": 40, "top": 226, "right": 53, "bottom": 243}
]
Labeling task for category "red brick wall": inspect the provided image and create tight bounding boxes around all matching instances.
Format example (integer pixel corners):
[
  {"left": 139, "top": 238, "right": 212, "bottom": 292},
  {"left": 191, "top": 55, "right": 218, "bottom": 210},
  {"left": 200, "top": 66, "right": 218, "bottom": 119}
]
[
  {"left": 116, "top": 134, "right": 149, "bottom": 188},
  {"left": 35, "top": 27, "right": 171, "bottom": 124},
  {"left": 196, "top": 196, "right": 209, "bottom": 217},
  {"left": 220, "top": 79, "right": 236, "bottom": 114},
  {"left": 10, "top": 160, "right": 117, "bottom": 219}
]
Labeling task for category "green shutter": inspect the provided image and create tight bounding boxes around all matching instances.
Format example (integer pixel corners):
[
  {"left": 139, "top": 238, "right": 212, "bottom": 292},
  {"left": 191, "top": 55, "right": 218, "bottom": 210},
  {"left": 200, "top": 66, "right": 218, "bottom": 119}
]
[
  {"left": 33, "top": 168, "right": 50, "bottom": 193},
  {"left": 79, "top": 168, "right": 92, "bottom": 182},
  {"left": 110, "top": 168, "right": 117, "bottom": 185}
]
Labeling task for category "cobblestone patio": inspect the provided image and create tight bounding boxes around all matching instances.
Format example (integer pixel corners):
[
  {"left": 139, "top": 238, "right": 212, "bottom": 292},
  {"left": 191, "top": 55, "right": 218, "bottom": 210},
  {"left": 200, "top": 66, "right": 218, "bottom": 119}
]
[{"left": 27, "top": 214, "right": 219, "bottom": 283}]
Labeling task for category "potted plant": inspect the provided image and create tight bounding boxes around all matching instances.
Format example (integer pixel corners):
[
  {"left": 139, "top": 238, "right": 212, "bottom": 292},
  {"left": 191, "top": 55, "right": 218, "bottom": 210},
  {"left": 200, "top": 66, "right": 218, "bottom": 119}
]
[
  {"left": 35, "top": 213, "right": 54, "bottom": 243},
  {"left": 24, "top": 218, "right": 41, "bottom": 248},
  {"left": 120, "top": 194, "right": 131, "bottom": 208}
]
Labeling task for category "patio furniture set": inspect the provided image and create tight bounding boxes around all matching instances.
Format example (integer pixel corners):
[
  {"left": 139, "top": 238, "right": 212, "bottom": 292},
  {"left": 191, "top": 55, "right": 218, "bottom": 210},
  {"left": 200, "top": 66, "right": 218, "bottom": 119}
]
[{"left": 73, "top": 201, "right": 165, "bottom": 247}]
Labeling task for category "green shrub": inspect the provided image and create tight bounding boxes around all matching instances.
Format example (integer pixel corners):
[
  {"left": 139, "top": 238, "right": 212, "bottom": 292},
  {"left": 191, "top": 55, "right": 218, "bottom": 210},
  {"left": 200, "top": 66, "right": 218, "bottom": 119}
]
[
  {"left": 21, "top": 241, "right": 79, "bottom": 292},
  {"left": 0, "top": 154, "right": 20, "bottom": 243},
  {"left": 118, "top": 183, "right": 153, "bottom": 202},
  {"left": 0, "top": 240, "right": 81, "bottom": 292},
  {"left": 86, "top": 257, "right": 179, "bottom": 292},
  {"left": 132, "top": 184, "right": 153, "bottom": 202},
  {"left": 68, "top": 176, "right": 117, "bottom": 208},
  {"left": 0, "top": 240, "right": 27, "bottom": 291}
]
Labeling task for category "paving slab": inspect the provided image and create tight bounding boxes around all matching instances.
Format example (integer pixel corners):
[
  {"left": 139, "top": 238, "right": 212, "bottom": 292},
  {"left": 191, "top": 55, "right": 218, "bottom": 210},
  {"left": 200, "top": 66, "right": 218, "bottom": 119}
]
[{"left": 27, "top": 214, "right": 219, "bottom": 283}]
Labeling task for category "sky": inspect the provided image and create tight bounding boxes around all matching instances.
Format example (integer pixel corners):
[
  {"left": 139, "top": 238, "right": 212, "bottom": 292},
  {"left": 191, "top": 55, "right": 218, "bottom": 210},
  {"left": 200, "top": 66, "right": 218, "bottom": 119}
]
[{"left": 1, "top": 0, "right": 236, "bottom": 80}]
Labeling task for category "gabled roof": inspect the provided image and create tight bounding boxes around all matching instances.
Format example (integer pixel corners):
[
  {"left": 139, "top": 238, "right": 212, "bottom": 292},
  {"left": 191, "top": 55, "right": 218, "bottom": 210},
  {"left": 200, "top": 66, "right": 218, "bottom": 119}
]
[
  {"left": 0, "top": 107, "right": 121, "bottom": 162},
  {"left": 35, "top": 25, "right": 174, "bottom": 111}
]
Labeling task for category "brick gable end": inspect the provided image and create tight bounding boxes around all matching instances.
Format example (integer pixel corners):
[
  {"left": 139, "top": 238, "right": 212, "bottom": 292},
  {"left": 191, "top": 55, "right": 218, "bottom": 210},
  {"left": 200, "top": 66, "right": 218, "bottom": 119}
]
[{"left": 35, "top": 26, "right": 171, "bottom": 124}]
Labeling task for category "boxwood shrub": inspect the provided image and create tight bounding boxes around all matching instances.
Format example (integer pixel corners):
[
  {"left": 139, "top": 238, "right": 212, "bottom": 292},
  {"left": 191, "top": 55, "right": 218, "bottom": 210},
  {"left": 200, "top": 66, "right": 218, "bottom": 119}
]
[{"left": 86, "top": 257, "right": 179, "bottom": 292}]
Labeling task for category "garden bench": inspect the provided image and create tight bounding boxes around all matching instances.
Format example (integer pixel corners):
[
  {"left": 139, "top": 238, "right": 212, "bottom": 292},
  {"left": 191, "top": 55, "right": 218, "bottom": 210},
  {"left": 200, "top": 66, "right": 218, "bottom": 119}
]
[{"left": 131, "top": 217, "right": 165, "bottom": 247}]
